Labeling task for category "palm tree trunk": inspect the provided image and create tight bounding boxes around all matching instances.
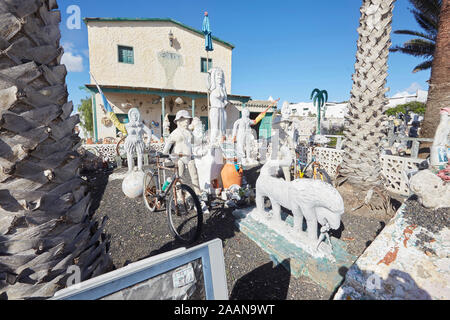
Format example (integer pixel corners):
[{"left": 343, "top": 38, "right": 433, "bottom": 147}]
[
  {"left": 340, "top": 0, "right": 395, "bottom": 186},
  {"left": 420, "top": 0, "right": 449, "bottom": 140},
  {"left": 337, "top": 0, "right": 395, "bottom": 213},
  {"left": 0, "top": 0, "right": 111, "bottom": 299}
]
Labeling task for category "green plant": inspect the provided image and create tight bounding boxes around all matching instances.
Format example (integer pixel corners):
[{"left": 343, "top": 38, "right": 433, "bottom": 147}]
[
  {"left": 385, "top": 101, "right": 426, "bottom": 116},
  {"left": 78, "top": 96, "right": 93, "bottom": 137}
]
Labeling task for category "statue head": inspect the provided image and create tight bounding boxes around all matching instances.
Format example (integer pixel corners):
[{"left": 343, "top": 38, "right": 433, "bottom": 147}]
[
  {"left": 208, "top": 67, "right": 227, "bottom": 97},
  {"left": 174, "top": 110, "right": 192, "bottom": 129},
  {"left": 128, "top": 108, "right": 141, "bottom": 124},
  {"left": 242, "top": 107, "right": 250, "bottom": 119}
]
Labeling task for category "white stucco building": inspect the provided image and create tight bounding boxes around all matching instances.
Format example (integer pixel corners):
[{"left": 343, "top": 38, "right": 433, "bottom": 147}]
[
  {"left": 288, "top": 89, "right": 428, "bottom": 120},
  {"left": 84, "top": 17, "right": 254, "bottom": 141}
]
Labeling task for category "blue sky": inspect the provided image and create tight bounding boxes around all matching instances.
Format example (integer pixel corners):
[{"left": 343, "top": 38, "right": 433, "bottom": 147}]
[{"left": 59, "top": 0, "right": 431, "bottom": 110}]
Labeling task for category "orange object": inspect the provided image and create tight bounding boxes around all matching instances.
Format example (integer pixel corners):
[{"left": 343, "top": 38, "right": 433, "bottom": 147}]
[
  {"left": 221, "top": 162, "right": 242, "bottom": 189},
  {"left": 212, "top": 179, "right": 220, "bottom": 189},
  {"left": 253, "top": 98, "right": 280, "bottom": 125}
]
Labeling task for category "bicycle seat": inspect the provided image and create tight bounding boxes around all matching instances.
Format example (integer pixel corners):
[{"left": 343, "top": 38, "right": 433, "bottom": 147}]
[
  {"left": 157, "top": 152, "right": 170, "bottom": 159},
  {"left": 163, "top": 160, "right": 175, "bottom": 168}
]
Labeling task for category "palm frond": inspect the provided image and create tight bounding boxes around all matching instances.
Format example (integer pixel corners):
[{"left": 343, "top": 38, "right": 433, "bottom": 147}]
[
  {"left": 412, "top": 59, "right": 433, "bottom": 73},
  {"left": 393, "top": 29, "right": 435, "bottom": 41},
  {"left": 391, "top": 0, "right": 441, "bottom": 70},
  {"left": 412, "top": 10, "right": 439, "bottom": 35},
  {"left": 409, "top": 0, "right": 441, "bottom": 19},
  {"left": 390, "top": 40, "right": 435, "bottom": 58}
]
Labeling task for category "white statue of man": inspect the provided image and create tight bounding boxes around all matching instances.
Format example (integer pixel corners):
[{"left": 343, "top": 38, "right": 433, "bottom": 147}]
[
  {"left": 232, "top": 107, "right": 256, "bottom": 164},
  {"left": 274, "top": 102, "right": 296, "bottom": 181},
  {"left": 163, "top": 110, "right": 201, "bottom": 194},
  {"left": 207, "top": 67, "right": 230, "bottom": 144},
  {"left": 124, "top": 108, "right": 156, "bottom": 172}
]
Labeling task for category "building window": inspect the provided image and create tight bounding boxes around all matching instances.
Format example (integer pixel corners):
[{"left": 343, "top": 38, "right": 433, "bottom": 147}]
[
  {"left": 118, "top": 45, "right": 134, "bottom": 64},
  {"left": 200, "top": 57, "right": 212, "bottom": 73}
]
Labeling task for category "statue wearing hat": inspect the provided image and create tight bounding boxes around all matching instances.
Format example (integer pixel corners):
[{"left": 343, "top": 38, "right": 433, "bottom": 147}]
[
  {"left": 273, "top": 101, "right": 296, "bottom": 181},
  {"left": 163, "top": 110, "right": 201, "bottom": 194}
]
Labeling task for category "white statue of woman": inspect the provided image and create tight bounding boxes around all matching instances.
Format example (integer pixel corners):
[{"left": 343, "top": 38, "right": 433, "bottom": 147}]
[
  {"left": 207, "top": 67, "right": 230, "bottom": 144},
  {"left": 124, "top": 108, "right": 155, "bottom": 172}
]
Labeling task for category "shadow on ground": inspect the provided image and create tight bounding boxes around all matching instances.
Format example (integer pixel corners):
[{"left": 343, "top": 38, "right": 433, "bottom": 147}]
[{"left": 229, "top": 259, "right": 291, "bottom": 300}]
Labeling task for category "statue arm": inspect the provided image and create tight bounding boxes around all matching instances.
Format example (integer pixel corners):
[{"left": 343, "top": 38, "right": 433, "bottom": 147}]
[
  {"left": 232, "top": 120, "right": 240, "bottom": 140},
  {"left": 163, "top": 134, "right": 175, "bottom": 154}
]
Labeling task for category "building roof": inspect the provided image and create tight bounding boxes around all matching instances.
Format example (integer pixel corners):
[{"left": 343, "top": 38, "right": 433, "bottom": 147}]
[
  {"left": 83, "top": 17, "right": 235, "bottom": 49},
  {"left": 85, "top": 84, "right": 250, "bottom": 102},
  {"left": 230, "top": 100, "right": 277, "bottom": 113}
]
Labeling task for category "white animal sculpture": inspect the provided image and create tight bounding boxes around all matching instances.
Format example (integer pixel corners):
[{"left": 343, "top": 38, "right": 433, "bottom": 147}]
[{"left": 255, "top": 149, "right": 344, "bottom": 246}]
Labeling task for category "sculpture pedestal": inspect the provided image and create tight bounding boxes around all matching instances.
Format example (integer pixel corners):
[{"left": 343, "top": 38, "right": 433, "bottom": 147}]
[
  {"left": 122, "top": 170, "right": 145, "bottom": 198},
  {"left": 233, "top": 207, "right": 356, "bottom": 292}
]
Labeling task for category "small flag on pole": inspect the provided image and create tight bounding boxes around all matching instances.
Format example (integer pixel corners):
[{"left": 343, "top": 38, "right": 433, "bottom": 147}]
[{"left": 90, "top": 72, "right": 127, "bottom": 135}]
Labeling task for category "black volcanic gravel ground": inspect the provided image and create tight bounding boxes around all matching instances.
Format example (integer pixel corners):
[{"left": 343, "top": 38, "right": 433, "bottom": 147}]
[
  {"left": 403, "top": 197, "right": 450, "bottom": 233},
  {"left": 84, "top": 166, "right": 396, "bottom": 300}
]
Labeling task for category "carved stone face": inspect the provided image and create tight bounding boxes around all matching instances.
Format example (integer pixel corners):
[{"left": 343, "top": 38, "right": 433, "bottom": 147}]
[
  {"left": 177, "top": 117, "right": 191, "bottom": 129},
  {"left": 128, "top": 108, "right": 140, "bottom": 123},
  {"left": 280, "top": 121, "right": 289, "bottom": 131},
  {"left": 215, "top": 70, "right": 224, "bottom": 85},
  {"left": 242, "top": 108, "right": 250, "bottom": 119}
]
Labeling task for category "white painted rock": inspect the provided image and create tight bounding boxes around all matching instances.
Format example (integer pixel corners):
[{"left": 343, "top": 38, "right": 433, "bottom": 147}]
[
  {"left": 409, "top": 169, "right": 450, "bottom": 209},
  {"left": 122, "top": 170, "right": 145, "bottom": 198}
]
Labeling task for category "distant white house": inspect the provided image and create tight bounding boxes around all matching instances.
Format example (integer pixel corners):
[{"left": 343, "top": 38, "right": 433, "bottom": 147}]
[
  {"left": 289, "top": 102, "right": 348, "bottom": 119},
  {"left": 386, "top": 89, "right": 428, "bottom": 108},
  {"left": 288, "top": 89, "right": 428, "bottom": 119}
]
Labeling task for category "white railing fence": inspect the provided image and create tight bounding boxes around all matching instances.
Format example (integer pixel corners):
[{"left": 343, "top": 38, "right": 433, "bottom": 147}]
[{"left": 80, "top": 142, "right": 422, "bottom": 197}]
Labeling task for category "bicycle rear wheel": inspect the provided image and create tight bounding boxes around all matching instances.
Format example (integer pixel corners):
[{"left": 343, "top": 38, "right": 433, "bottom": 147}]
[
  {"left": 166, "top": 183, "right": 203, "bottom": 244},
  {"left": 143, "top": 170, "right": 161, "bottom": 212}
]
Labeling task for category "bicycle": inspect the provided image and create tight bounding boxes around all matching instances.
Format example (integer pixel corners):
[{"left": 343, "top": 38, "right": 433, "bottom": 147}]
[
  {"left": 294, "top": 147, "right": 332, "bottom": 184},
  {"left": 143, "top": 152, "right": 203, "bottom": 244}
]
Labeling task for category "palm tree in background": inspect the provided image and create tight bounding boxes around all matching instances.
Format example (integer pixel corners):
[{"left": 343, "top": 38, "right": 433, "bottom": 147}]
[
  {"left": 338, "top": 0, "right": 396, "bottom": 214},
  {"left": 390, "top": 0, "right": 441, "bottom": 73},
  {"left": 420, "top": 0, "right": 449, "bottom": 140},
  {"left": 0, "top": 0, "right": 111, "bottom": 299},
  {"left": 310, "top": 89, "right": 328, "bottom": 135}
]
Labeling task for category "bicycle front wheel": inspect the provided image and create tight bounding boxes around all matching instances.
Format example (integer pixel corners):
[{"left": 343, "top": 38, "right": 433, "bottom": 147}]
[
  {"left": 143, "top": 170, "right": 161, "bottom": 212},
  {"left": 166, "top": 183, "right": 203, "bottom": 244}
]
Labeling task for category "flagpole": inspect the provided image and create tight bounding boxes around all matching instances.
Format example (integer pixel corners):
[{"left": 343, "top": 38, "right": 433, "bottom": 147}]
[{"left": 207, "top": 49, "right": 210, "bottom": 134}]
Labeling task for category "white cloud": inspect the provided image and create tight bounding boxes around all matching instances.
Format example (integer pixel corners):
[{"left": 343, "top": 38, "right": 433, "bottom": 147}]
[
  {"left": 61, "top": 51, "right": 84, "bottom": 72},
  {"left": 405, "top": 82, "right": 422, "bottom": 93},
  {"left": 392, "top": 91, "right": 411, "bottom": 98},
  {"left": 61, "top": 41, "right": 75, "bottom": 51},
  {"left": 61, "top": 41, "right": 84, "bottom": 72},
  {"left": 392, "top": 82, "right": 425, "bottom": 98}
]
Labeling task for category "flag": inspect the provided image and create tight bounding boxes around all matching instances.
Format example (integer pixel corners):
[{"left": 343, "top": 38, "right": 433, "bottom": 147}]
[
  {"left": 202, "top": 12, "right": 213, "bottom": 51},
  {"left": 90, "top": 72, "right": 127, "bottom": 135}
]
